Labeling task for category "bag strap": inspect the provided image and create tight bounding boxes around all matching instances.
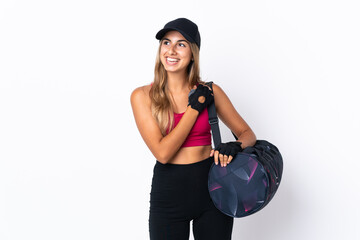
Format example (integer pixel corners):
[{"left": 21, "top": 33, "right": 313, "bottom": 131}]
[
  {"left": 205, "top": 82, "right": 221, "bottom": 148},
  {"left": 206, "top": 81, "right": 238, "bottom": 148}
]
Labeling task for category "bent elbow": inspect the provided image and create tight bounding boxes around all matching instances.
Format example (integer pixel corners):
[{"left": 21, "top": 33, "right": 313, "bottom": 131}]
[
  {"left": 152, "top": 139, "right": 174, "bottom": 164},
  {"left": 156, "top": 158, "right": 167, "bottom": 164},
  {"left": 155, "top": 150, "right": 173, "bottom": 164},
  {"left": 250, "top": 130, "right": 257, "bottom": 146},
  {"left": 155, "top": 153, "right": 170, "bottom": 164}
]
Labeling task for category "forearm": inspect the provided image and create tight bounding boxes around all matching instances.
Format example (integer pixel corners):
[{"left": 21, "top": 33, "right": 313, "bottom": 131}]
[
  {"left": 236, "top": 129, "right": 257, "bottom": 149},
  {"left": 157, "top": 106, "right": 199, "bottom": 163}
]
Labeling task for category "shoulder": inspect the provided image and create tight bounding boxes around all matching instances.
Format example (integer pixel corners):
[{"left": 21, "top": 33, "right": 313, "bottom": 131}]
[
  {"left": 130, "top": 83, "right": 152, "bottom": 106},
  {"left": 208, "top": 82, "right": 234, "bottom": 111},
  {"left": 209, "top": 82, "right": 226, "bottom": 97}
]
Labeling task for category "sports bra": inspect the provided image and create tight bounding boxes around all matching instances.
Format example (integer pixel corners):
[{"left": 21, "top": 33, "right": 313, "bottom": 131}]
[
  {"left": 150, "top": 82, "right": 212, "bottom": 148},
  {"left": 166, "top": 108, "right": 212, "bottom": 148}
]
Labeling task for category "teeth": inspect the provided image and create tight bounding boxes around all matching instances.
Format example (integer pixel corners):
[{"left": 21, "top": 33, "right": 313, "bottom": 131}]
[{"left": 167, "top": 57, "right": 179, "bottom": 62}]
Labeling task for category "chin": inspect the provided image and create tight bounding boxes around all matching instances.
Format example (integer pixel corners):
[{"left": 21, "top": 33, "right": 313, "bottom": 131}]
[
  {"left": 162, "top": 63, "right": 190, "bottom": 74},
  {"left": 164, "top": 68, "right": 183, "bottom": 73}
]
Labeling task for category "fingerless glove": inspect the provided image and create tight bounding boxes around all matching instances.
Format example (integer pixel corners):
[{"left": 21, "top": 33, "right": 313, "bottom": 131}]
[
  {"left": 188, "top": 84, "right": 214, "bottom": 113},
  {"left": 215, "top": 141, "right": 243, "bottom": 158}
]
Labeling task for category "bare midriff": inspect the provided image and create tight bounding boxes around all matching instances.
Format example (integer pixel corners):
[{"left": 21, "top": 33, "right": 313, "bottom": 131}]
[{"left": 167, "top": 145, "right": 213, "bottom": 164}]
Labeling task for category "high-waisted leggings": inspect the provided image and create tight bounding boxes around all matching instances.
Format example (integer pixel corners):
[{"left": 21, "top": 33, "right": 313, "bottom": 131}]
[{"left": 149, "top": 156, "right": 234, "bottom": 240}]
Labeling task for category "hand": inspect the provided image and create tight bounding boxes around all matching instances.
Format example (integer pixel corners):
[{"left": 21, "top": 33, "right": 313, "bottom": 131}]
[
  {"left": 210, "top": 141, "right": 243, "bottom": 167},
  {"left": 188, "top": 84, "right": 214, "bottom": 113}
]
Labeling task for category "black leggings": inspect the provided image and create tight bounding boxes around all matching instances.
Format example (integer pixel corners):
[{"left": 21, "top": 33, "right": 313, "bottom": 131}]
[{"left": 149, "top": 156, "right": 234, "bottom": 240}]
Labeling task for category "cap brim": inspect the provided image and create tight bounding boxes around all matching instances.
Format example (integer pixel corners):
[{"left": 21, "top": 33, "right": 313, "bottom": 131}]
[{"left": 155, "top": 27, "right": 195, "bottom": 44}]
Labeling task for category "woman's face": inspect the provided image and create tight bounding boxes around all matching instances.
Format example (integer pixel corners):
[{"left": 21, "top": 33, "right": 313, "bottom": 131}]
[{"left": 160, "top": 31, "right": 193, "bottom": 74}]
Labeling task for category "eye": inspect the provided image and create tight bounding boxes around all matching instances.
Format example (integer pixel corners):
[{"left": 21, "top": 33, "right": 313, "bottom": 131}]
[
  {"left": 179, "top": 43, "right": 186, "bottom": 47},
  {"left": 163, "top": 40, "right": 170, "bottom": 45}
]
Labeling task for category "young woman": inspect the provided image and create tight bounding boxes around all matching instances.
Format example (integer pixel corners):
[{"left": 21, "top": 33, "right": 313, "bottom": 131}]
[{"left": 130, "top": 18, "right": 256, "bottom": 240}]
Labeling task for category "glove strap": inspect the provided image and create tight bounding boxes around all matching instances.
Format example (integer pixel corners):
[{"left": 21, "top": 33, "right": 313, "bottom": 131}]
[{"left": 205, "top": 82, "right": 238, "bottom": 149}]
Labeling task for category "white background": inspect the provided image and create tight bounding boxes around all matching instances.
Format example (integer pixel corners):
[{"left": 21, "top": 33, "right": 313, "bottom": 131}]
[{"left": 1, "top": 0, "right": 359, "bottom": 239}]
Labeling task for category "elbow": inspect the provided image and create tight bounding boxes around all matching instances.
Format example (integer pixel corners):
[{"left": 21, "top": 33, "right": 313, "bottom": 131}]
[
  {"left": 238, "top": 128, "right": 257, "bottom": 147},
  {"left": 155, "top": 156, "right": 170, "bottom": 165},
  {"left": 154, "top": 151, "right": 172, "bottom": 164},
  {"left": 250, "top": 130, "right": 257, "bottom": 146},
  {"left": 152, "top": 138, "right": 177, "bottom": 164},
  {"left": 156, "top": 158, "right": 168, "bottom": 164}
]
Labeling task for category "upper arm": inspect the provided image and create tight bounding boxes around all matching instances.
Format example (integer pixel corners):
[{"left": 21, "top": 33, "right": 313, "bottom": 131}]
[
  {"left": 130, "top": 86, "right": 164, "bottom": 159},
  {"left": 212, "top": 83, "right": 253, "bottom": 138}
]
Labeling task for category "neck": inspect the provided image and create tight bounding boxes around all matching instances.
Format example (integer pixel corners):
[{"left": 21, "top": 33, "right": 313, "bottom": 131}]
[{"left": 166, "top": 71, "right": 191, "bottom": 93}]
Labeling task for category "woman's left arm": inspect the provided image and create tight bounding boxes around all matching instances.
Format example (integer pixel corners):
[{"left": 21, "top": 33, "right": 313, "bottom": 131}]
[{"left": 210, "top": 83, "right": 257, "bottom": 166}]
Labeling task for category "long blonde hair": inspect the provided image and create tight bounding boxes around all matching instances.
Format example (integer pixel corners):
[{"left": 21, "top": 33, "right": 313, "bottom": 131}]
[{"left": 149, "top": 41, "right": 204, "bottom": 136}]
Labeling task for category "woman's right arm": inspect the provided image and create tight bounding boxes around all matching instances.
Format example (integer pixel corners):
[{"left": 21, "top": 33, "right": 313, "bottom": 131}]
[{"left": 130, "top": 86, "right": 199, "bottom": 164}]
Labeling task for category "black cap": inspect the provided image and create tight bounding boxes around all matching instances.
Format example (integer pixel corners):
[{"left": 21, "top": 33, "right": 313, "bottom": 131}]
[{"left": 155, "top": 18, "right": 201, "bottom": 49}]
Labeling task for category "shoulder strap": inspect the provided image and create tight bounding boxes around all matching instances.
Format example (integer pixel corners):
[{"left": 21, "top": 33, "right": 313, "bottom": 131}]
[
  {"left": 206, "top": 81, "right": 238, "bottom": 148},
  {"left": 205, "top": 82, "right": 222, "bottom": 148}
]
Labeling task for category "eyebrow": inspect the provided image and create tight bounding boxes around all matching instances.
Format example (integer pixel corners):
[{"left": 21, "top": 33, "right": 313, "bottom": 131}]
[{"left": 162, "top": 38, "right": 189, "bottom": 43}]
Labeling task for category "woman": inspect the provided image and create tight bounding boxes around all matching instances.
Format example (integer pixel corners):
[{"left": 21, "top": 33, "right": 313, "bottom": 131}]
[{"left": 130, "top": 18, "right": 256, "bottom": 240}]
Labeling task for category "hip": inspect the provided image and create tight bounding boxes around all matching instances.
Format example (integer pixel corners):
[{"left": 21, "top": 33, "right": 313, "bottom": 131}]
[
  {"left": 150, "top": 156, "right": 214, "bottom": 211},
  {"left": 151, "top": 156, "right": 213, "bottom": 193}
]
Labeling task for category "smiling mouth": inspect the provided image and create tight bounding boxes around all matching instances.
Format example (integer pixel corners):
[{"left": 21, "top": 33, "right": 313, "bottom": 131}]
[{"left": 166, "top": 57, "right": 180, "bottom": 63}]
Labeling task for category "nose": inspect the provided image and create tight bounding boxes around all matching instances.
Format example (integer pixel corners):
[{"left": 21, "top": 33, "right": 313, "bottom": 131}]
[{"left": 168, "top": 44, "right": 177, "bottom": 55}]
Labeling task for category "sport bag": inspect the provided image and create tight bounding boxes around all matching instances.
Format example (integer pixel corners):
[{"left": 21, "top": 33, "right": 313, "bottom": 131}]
[{"left": 205, "top": 81, "right": 283, "bottom": 218}]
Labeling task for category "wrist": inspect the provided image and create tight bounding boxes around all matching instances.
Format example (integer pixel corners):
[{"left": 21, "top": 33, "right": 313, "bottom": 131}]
[
  {"left": 187, "top": 102, "right": 204, "bottom": 114},
  {"left": 231, "top": 141, "right": 243, "bottom": 151},
  {"left": 186, "top": 105, "right": 200, "bottom": 116}
]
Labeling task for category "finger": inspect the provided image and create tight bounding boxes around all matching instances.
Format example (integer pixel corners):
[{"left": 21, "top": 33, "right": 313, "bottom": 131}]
[
  {"left": 224, "top": 148, "right": 232, "bottom": 157},
  {"left": 206, "top": 86, "right": 213, "bottom": 93},
  {"left": 227, "top": 155, "right": 233, "bottom": 164},
  {"left": 214, "top": 150, "right": 219, "bottom": 165},
  {"left": 219, "top": 153, "right": 224, "bottom": 167},
  {"left": 210, "top": 149, "right": 214, "bottom": 157},
  {"left": 230, "top": 149, "right": 238, "bottom": 157},
  {"left": 223, "top": 154, "right": 228, "bottom": 166},
  {"left": 199, "top": 83, "right": 211, "bottom": 91}
]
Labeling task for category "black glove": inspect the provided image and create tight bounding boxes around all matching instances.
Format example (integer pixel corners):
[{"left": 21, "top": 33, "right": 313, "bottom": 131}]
[
  {"left": 188, "top": 84, "right": 214, "bottom": 113},
  {"left": 215, "top": 141, "right": 243, "bottom": 158}
]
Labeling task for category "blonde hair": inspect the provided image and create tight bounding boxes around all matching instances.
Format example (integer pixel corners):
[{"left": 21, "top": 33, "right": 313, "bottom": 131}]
[{"left": 149, "top": 41, "right": 204, "bottom": 136}]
